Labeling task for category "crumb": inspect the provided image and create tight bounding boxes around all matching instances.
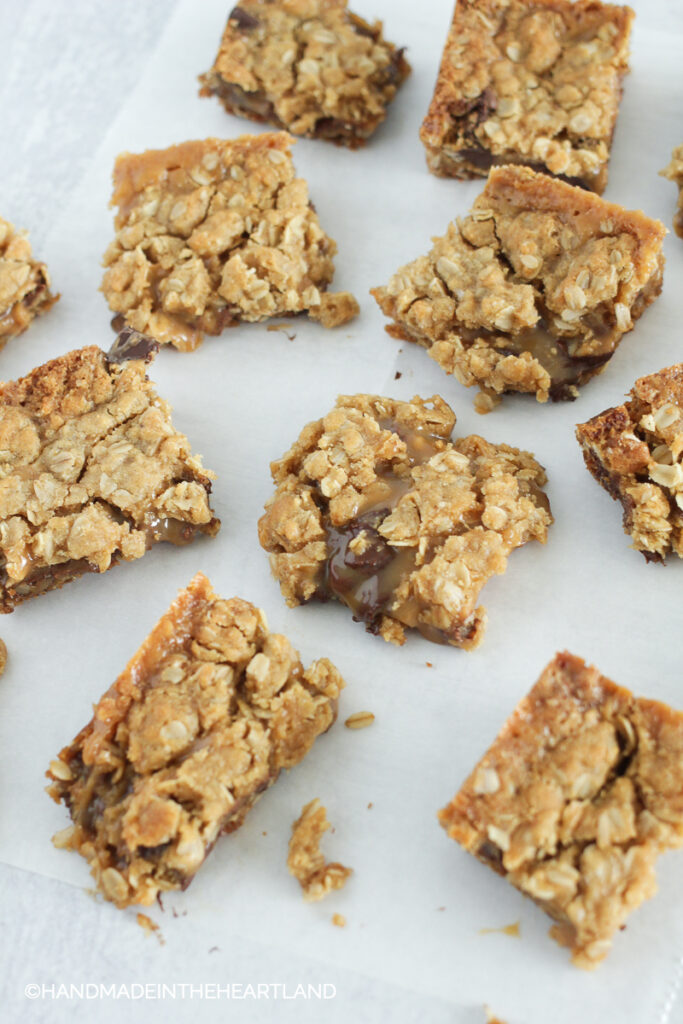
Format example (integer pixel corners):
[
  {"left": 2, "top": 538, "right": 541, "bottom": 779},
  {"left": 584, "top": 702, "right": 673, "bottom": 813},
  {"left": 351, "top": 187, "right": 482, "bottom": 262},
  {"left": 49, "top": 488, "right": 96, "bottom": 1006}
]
[
  {"left": 0, "top": 638, "right": 6, "bottom": 677},
  {"left": 137, "top": 913, "right": 164, "bottom": 945},
  {"left": 394, "top": 371, "right": 402, "bottom": 379},
  {"left": 288, "top": 799, "right": 352, "bottom": 901},
  {"left": 479, "top": 922, "right": 520, "bottom": 938},
  {"left": 332, "top": 913, "right": 346, "bottom": 928},
  {"left": 344, "top": 711, "right": 375, "bottom": 729},
  {"left": 425, "top": 661, "right": 433, "bottom": 668},
  {"left": 367, "top": 802, "right": 373, "bottom": 810},
  {"left": 266, "top": 323, "right": 297, "bottom": 341}
]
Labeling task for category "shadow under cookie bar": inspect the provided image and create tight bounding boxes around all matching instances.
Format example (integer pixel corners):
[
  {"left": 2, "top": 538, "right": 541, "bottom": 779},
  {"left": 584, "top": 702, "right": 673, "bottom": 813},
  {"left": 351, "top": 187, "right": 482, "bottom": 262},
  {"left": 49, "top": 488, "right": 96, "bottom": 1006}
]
[
  {"left": 199, "top": 1, "right": 410, "bottom": 148},
  {"left": 47, "top": 572, "right": 344, "bottom": 908},
  {"left": 577, "top": 363, "right": 683, "bottom": 562},
  {"left": 420, "top": 0, "right": 633, "bottom": 194},
  {"left": 258, "top": 393, "right": 552, "bottom": 649},
  {"left": 439, "top": 651, "right": 683, "bottom": 968},
  {"left": 101, "top": 132, "right": 358, "bottom": 351},
  {"left": 0, "top": 216, "right": 59, "bottom": 348},
  {"left": 660, "top": 144, "right": 683, "bottom": 238},
  {"left": 372, "top": 166, "right": 665, "bottom": 410},
  {"left": 0, "top": 328, "right": 219, "bottom": 612}
]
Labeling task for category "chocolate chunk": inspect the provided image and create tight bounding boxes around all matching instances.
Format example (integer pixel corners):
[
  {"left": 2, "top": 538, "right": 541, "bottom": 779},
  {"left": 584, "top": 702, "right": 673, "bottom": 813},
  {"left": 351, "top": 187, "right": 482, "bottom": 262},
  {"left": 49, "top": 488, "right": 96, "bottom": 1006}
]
[
  {"left": 107, "top": 326, "right": 160, "bottom": 365},
  {"left": 228, "top": 5, "right": 260, "bottom": 31}
]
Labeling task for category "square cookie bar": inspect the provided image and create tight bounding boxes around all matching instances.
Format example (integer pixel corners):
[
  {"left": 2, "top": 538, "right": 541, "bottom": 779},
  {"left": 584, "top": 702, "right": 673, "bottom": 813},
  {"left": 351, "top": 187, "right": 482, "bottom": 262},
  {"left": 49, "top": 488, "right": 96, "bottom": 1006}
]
[
  {"left": 101, "top": 133, "right": 358, "bottom": 351},
  {"left": 199, "top": 1, "right": 410, "bottom": 148},
  {"left": 439, "top": 652, "right": 683, "bottom": 968},
  {"left": 258, "top": 393, "right": 551, "bottom": 649},
  {"left": 0, "top": 328, "right": 219, "bottom": 611},
  {"left": 661, "top": 144, "right": 683, "bottom": 238},
  {"left": 420, "top": 0, "right": 633, "bottom": 193},
  {"left": 47, "top": 572, "right": 343, "bottom": 907},
  {"left": 372, "top": 166, "right": 665, "bottom": 410},
  {"left": 0, "top": 217, "right": 58, "bottom": 347},
  {"left": 576, "top": 363, "right": 683, "bottom": 562}
]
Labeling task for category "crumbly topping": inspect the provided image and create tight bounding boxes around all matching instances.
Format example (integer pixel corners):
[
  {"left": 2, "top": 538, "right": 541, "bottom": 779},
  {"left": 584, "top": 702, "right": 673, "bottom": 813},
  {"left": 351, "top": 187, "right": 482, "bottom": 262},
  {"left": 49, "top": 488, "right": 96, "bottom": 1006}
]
[
  {"left": 199, "top": 0, "right": 410, "bottom": 147},
  {"left": 439, "top": 652, "right": 683, "bottom": 968},
  {"left": 660, "top": 143, "right": 683, "bottom": 238},
  {"left": 0, "top": 217, "right": 58, "bottom": 347},
  {"left": 0, "top": 336, "right": 219, "bottom": 611},
  {"left": 287, "top": 798, "right": 352, "bottom": 901},
  {"left": 372, "top": 166, "right": 665, "bottom": 409},
  {"left": 258, "top": 392, "right": 551, "bottom": 648},
  {"left": 47, "top": 573, "right": 344, "bottom": 908},
  {"left": 577, "top": 363, "right": 683, "bottom": 561},
  {"left": 101, "top": 133, "right": 358, "bottom": 351},
  {"left": 420, "top": 0, "right": 633, "bottom": 192}
]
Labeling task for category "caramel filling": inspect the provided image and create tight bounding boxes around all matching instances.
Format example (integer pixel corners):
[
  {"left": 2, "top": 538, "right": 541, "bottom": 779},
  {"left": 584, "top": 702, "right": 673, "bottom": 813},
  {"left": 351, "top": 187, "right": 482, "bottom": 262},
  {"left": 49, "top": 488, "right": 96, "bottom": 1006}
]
[{"left": 321, "top": 421, "right": 444, "bottom": 632}]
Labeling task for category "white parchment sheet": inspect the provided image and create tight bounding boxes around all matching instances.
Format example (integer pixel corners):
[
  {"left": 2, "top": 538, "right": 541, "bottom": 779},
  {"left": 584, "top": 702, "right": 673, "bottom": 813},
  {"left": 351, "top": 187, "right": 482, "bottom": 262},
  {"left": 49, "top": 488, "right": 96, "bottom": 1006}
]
[{"left": 1, "top": 1, "right": 683, "bottom": 1021}]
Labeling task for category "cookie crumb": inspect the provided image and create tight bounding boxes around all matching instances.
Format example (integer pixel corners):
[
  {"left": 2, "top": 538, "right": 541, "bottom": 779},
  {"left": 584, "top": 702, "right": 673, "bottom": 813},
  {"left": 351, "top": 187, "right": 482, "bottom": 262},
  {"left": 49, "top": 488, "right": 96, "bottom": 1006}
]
[
  {"left": 479, "top": 921, "right": 520, "bottom": 938},
  {"left": 344, "top": 711, "right": 375, "bottom": 730},
  {"left": 137, "top": 913, "right": 164, "bottom": 945},
  {"left": 0, "top": 638, "right": 6, "bottom": 676},
  {"left": 394, "top": 371, "right": 402, "bottom": 380},
  {"left": 332, "top": 913, "right": 346, "bottom": 928},
  {"left": 288, "top": 799, "right": 352, "bottom": 902}
]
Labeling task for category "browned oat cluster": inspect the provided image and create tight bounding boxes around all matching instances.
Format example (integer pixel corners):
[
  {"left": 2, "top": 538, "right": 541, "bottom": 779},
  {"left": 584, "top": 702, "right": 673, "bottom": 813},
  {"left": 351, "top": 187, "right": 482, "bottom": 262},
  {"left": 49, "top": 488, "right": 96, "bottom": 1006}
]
[
  {"left": 47, "top": 573, "right": 344, "bottom": 908},
  {"left": 660, "top": 144, "right": 683, "bottom": 237},
  {"left": 101, "top": 133, "right": 359, "bottom": 351},
  {"left": 0, "top": 329, "right": 219, "bottom": 612},
  {"left": 199, "top": 0, "right": 410, "bottom": 148},
  {"left": 287, "top": 798, "right": 352, "bottom": 900},
  {"left": 258, "top": 393, "right": 552, "bottom": 649},
  {"left": 0, "top": 216, "right": 58, "bottom": 347},
  {"left": 440, "top": 652, "right": 683, "bottom": 968},
  {"left": 577, "top": 363, "right": 683, "bottom": 561},
  {"left": 420, "top": 0, "right": 633, "bottom": 193},
  {"left": 372, "top": 166, "right": 665, "bottom": 410}
]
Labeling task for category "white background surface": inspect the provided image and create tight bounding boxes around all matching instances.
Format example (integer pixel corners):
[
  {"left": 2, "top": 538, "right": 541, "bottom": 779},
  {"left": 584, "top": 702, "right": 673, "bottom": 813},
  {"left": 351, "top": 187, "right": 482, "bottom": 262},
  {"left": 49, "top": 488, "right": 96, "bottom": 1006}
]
[{"left": 1, "top": 0, "right": 683, "bottom": 1021}]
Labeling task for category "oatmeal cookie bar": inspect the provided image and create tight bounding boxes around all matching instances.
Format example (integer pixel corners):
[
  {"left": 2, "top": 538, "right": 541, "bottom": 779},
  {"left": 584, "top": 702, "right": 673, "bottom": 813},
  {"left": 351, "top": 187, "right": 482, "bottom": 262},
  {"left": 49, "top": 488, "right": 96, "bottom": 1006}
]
[
  {"left": 199, "top": 1, "right": 410, "bottom": 148},
  {"left": 576, "top": 363, "right": 683, "bottom": 562},
  {"left": 47, "top": 573, "right": 343, "bottom": 908},
  {"left": 0, "top": 328, "right": 219, "bottom": 612},
  {"left": 287, "top": 798, "right": 352, "bottom": 901},
  {"left": 101, "top": 133, "right": 358, "bottom": 351},
  {"left": 258, "top": 393, "right": 551, "bottom": 648},
  {"left": 439, "top": 652, "right": 683, "bottom": 968},
  {"left": 372, "top": 166, "right": 665, "bottom": 410},
  {"left": 0, "top": 217, "right": 58, "bottom": 347},
  {"left": 660, "top": 144, "right": 683, "bottom": 238},
  {"left": 420, "top": 0, "right": 633, "bottom": 193}
]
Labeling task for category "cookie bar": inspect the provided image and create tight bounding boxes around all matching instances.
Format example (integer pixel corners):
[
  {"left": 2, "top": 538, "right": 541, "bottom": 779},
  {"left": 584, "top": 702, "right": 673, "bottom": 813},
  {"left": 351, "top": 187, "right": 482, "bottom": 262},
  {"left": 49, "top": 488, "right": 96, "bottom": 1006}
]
[
  {"left": 0, "top": 328, "right": 219, "bottom": 612},
  {"left": 258, "top": 393, "right": 551, "bottom": 649},
  {"left": 0, "top": 217, "right": 58, "bottom": 347},
  {"left": 372, "top": 166, "right": 665, "bottom": 410},
  {"left": 439, "top": 652, "right": 683, "bottom": 968},
  {"left": 576, "top": 363, "right": 683, "bottom": 562},
  {"left": 101, "top": 133, "right": 359, "bottom": 351},
  {"left": 199, "top": 1, "right": 410, "bottom": 148},
  {"left": 420, "top": 0, "right": 633, "bottom": 194},
  {"left": 660, "top": 145, "right": 683, "bottom": 238},
  {"left": 47, "top": 573, "right": 343, "bottom": 907},
  {"left": 287, "top": 798, "right": 352, "bottom": 901}
]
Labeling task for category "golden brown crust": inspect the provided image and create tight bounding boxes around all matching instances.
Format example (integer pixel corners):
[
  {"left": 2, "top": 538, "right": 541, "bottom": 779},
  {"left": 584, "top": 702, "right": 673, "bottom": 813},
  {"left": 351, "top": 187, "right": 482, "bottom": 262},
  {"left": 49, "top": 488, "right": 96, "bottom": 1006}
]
[
  {"left": 372, "top": 166, "right": 665, "bottom": 409},
  {"left": 258, "top": 392, "right": 552, "bottom": 648},
  {"left": 439, "top": 651, "right": 683, "bottom": 968},
  {"left": 199, "top": 0, "right": 410, "bottom": 147},
  {"left": 0, "top": 338, "right": 219, "bottom": 612},
  {"left": 101, "top": 133, "right": 358, "bottom": 350},
  {"left": 48, "top": 573, "right": 344, "bottom": 908},
  {"left": 420, "top": 0, "right": 634, "bottom": 192},
  {"left": 577, "top": 363, "right": 683, "bottom": 561},
  {"left": 0, "top": 217, "right": 58, "bottom": 347},
  {"left": 660, "top": 143, "right": 683, "bottom": 238}
]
